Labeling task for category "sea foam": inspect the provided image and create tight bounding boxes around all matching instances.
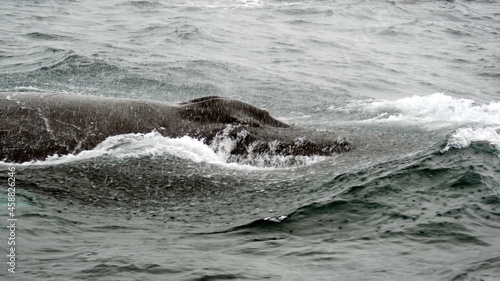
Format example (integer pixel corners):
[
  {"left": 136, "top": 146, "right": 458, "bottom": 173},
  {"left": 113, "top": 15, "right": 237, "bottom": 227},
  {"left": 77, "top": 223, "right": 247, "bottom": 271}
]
[
  {"left": 5, "top": 131, "right": 324, "bottom": 169},
  {"left": 442, "top": 127, "right": 500, "bottom": 152},
  {"left": 349, "top": 93, "right": 500, "bottom": 127}
]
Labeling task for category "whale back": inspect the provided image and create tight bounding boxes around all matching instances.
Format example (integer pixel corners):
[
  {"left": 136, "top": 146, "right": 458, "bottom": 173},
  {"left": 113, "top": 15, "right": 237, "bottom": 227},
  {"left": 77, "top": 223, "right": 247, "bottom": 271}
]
[
  {"left": 0, "top": 92, "right": 170, "bottom": 162},
  {"left": 178, "top": 96, "right": 289, "bottom": 128},
  {"left": 0, "top": 93, "right": 349, "bottom": 163}
]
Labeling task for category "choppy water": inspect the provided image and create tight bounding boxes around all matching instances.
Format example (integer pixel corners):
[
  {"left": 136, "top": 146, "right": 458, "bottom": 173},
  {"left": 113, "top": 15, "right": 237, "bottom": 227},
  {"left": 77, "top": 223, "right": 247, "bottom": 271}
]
[{"left": 1, "top": 0, "right": 500, "bottom": 280}]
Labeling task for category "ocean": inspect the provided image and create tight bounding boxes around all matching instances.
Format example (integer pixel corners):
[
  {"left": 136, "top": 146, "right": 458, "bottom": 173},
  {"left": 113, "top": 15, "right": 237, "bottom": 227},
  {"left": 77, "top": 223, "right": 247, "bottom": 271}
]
[{"left": 1, "top": 0, "right": 499, "bottom": 280}]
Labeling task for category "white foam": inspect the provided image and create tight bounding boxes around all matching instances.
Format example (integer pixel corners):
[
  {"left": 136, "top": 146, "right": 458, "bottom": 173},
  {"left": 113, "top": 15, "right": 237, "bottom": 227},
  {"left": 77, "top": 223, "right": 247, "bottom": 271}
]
[
  {"left": 441, "top": 127, "right": 500, "bottom": 152},
  {"left": 13, "top": 86, "right": 44, "bottom": 92},
  {"left": 184, "top": 0, "right": 264, "bottom": 9},
  {"left": 8, "top": 131, "right": 236, "bottom": 166},
  {"left": 5, "top": 131, "right": 323, "bottom": 169},
  {"left": 184, "top": 0, "right": 297, "bottom": 9},
  {"left": 341, "top": 93, "right": 500, "bottom": 127}
]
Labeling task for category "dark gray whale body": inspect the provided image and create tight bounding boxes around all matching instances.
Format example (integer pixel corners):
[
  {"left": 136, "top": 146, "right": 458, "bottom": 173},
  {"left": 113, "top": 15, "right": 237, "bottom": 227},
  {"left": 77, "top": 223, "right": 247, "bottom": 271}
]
[{"left": 0, "top": 92, "right": 350, "bottom": 163}]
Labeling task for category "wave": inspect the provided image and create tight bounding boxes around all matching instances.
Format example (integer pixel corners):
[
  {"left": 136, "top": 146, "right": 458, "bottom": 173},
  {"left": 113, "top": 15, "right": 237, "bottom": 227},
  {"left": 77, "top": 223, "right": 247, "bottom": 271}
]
[
  {"left": 37, "top": 53, "right": 122, "bottom": 74},
  {"left": 0, "top": 47, "right": 73, "bottom": 74},
  {"left": 0, "top": 49, "right": 123, "bottom": 89},
  {"left": 5, "top": 131, "right": 325, "bottom": 169},
  {"left": 182, "top": 0, "right": 298, "bottom": 9},
  {"left": 5, "top": 132, "right": 226, "bottom": 166},
  {"left": 0, "top": 51, "right": 173, "bottom": 96},
  {"left": 117, "top": 0, "right": 165, "bottom": 9},
  {"left": 218, "top": 137, "right": 499, "bottom": 241},
  {"left": 333, "top": 93, "right": 500, "bottom": 128},
  {"left": 25, "top": 32, "right": 73, "bottom": 41},
  {"left": 442, "top": 127, "right": 500, "bottom": 152}
]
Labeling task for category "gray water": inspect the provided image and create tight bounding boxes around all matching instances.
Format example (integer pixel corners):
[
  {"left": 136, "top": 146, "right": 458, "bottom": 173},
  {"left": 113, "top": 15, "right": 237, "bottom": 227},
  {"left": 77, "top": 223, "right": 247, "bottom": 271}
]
[{"left": 1, "top": 0, "right": 500, "bottom": 280}]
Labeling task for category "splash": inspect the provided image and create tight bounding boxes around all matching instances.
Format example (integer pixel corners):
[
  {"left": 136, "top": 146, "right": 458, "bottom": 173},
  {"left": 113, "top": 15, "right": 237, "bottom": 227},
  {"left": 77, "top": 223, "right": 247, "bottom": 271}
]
[
  {"left": 209, "top": 125, "right": 328, "bottom": 168},
  {"left": 5, "top": 132, "right": 225, "bottom": 166},
  {"left": 5, "top": 131, "right": 325, "bottom": 169},
  {"left": 442, "top": 127, "right": 500, "bottom": 152}
]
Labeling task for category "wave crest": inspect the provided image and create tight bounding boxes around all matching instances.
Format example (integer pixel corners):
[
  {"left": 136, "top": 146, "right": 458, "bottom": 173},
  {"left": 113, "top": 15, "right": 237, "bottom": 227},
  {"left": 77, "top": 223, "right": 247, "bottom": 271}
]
[
  {"left": 8, "top": 131, "right": 325, "bottom": 169},
  {"left": 336, "top": 93, "right": 500, "bottom": 127},
  {"left": 442, "top": 127, "right": 500, "bottom": 152}
]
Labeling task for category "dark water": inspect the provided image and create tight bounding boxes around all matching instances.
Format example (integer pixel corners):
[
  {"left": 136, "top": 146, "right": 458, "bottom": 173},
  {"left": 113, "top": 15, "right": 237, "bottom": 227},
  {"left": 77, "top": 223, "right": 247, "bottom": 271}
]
[{"left": 1, "top": 0, "right": 500, "bottom": 280}]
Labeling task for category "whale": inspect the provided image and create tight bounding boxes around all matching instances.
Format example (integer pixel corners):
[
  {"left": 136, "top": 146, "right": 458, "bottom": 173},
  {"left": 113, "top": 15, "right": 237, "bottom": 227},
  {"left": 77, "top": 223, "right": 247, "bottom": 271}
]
[{"left": 0, "top": 92, "right": 351, "bottom": 163}]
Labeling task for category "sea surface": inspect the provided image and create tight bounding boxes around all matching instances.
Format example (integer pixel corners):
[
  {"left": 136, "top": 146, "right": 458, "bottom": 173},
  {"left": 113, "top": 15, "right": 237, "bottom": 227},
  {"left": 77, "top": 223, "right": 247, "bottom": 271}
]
[{"left": 1, "top": 0, "right": 500, "bottom": 280}]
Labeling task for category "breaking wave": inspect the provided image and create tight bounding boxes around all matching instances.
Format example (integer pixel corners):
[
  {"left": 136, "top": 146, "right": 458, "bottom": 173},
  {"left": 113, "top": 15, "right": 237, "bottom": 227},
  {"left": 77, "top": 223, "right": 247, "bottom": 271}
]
[
  {"left": 334, "top": 93, "right": 500, "bottom": 128},
  {"left": 7, "top": 131, "right": 326, "bottom": 169}
]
